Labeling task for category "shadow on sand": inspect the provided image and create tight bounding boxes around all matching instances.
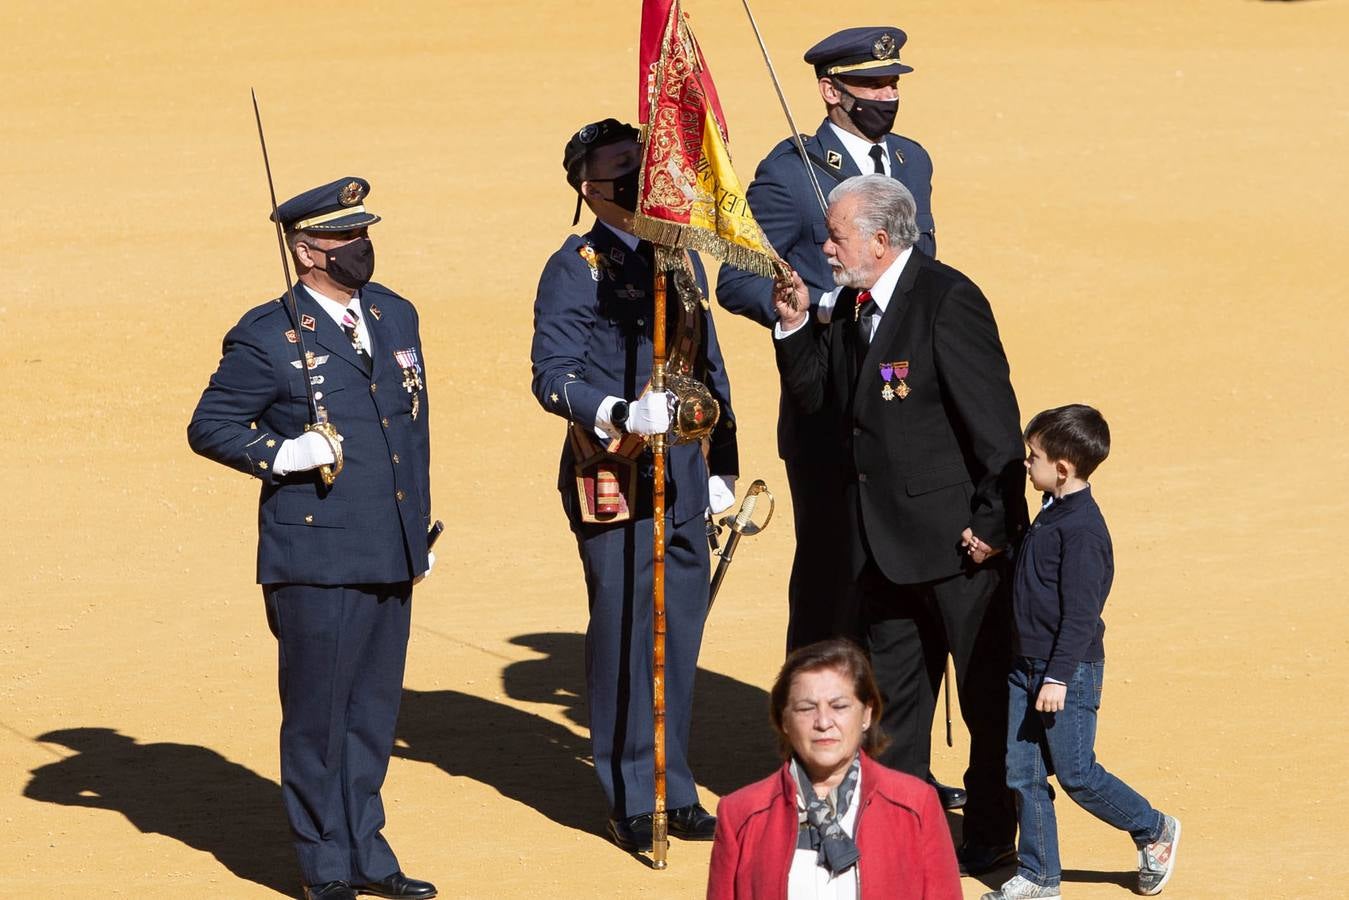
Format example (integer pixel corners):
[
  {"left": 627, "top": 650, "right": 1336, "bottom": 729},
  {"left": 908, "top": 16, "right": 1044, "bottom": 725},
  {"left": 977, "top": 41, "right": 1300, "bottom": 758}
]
[{"left": 23, "top": 727, "right": 294, "bottom": 895}]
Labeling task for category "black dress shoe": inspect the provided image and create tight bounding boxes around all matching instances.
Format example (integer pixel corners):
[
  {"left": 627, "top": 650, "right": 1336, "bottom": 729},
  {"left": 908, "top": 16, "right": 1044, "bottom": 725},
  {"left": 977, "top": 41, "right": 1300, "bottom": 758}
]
[
  {"left": 305, "top": 883, "right": 357, "bottom": 900},
  {"left": 354, "top": 871, "right": 437, "bottom": 899},
  {"left": 607, "top": 813, "right": 654, "bottom": 852},
  {"left": 956, "top": 842, "right": 1017, "bottom": 876},
  {"left": 926, "top": 774, "right": 968, "bottom": 810},
  {"left": 668, "top": 803, "right": 717, "bottom": 840}
]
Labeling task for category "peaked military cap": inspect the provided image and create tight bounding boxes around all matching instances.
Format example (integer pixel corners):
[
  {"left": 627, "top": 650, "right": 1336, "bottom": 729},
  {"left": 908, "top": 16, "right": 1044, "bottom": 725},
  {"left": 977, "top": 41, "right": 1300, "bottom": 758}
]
[
  {"left": 804, "top": 27, "right": 913, "bottom": 79},
  {"left": 272, "top": 177, "right": 381, "bottom": 232}
]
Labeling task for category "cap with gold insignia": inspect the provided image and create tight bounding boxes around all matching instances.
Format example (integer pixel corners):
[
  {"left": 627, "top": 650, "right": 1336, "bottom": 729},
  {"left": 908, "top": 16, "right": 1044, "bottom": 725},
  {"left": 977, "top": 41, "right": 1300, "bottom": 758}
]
[
  {"left": 272, "top": 176, "right": 382, "bottom": 232},
  {"left": 804, "top": 27, "right": 913, "bottom": 79}
]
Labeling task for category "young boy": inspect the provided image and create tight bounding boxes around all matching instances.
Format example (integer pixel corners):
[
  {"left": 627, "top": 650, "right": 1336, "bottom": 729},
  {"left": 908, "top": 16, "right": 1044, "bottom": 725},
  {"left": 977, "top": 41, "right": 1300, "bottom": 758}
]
[{"left": 981, "top": 405, "right": 1180, "bottom": 900}]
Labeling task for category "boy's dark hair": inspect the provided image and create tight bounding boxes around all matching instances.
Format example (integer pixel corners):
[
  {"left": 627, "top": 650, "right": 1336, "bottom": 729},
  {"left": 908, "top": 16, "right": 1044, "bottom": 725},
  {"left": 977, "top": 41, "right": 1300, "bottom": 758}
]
[
  {"left": 1024, "top": 404, "right": 1111, "bottom": 478},
  {"left": 768, "top": 638, "right": 890, "bottom": 759}
]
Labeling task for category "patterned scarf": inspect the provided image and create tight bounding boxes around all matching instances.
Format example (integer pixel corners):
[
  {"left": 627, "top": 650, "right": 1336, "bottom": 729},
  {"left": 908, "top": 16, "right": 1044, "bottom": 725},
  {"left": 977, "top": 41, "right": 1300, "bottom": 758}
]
[{"left": 792, "top": 753, "right": 862, "bottom": 875}]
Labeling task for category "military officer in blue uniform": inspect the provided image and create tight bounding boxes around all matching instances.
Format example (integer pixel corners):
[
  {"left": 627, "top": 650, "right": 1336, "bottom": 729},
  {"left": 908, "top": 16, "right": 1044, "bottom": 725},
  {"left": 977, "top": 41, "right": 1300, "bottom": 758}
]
[
  {"left": 188, "top": 178, "right": 436, "bottom": 900},
  {"left": 716, "top": 26, "right": 968, "bottom": 813},
  {"left": 530, "top": 119, "right": 738, "bottom": 853}
]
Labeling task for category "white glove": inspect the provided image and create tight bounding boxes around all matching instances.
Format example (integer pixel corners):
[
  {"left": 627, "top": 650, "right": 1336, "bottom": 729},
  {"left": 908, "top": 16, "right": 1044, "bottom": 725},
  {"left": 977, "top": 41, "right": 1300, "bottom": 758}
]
[
  {"left": 414, "top": 550, "right": 436, "bottom": 585},
  {"left": 273, "top": 430, "right": 341, "bottom": 476},
  {"left": 708, "top": 475, "right": 736, "bottom": 515},
  {"left": 628, "top": 391, "right": 671, "bottom": 436},
  {"left": 594, "top": 395, "right": 624, "bottom": 441}
]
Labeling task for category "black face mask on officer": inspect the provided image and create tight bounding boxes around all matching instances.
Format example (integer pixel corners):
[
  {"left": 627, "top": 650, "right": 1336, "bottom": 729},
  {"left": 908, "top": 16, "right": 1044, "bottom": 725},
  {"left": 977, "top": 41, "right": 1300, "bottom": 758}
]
[
  {"left": 309, "top": 236, "right": 376, "bottom": 290},
  {"left": 588, "top": 167, "right": 640, "bottom": 213},
  {"left": 833, "top": 80, "right": 899, "bottom": 143}
]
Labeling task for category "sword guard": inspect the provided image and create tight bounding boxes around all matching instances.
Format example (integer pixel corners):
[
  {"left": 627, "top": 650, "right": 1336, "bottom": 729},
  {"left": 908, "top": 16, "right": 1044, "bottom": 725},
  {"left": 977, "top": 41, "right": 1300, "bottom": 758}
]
[
  {"left": 305, "top": 420, "right": 344, "bottom": 486},
  {"left": 718, "top": 479, "right": 774, "bottom": 536}
]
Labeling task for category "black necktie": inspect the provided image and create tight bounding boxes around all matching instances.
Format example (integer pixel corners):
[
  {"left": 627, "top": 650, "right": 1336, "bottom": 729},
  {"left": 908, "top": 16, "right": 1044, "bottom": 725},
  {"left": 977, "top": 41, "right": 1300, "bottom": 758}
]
[
  {"left": 868, "top": 144, "right": 886, "bottom": 175},
  {"left": 856, "top": 290, "right": 878, "bottom": 352},
  {"left": 341, "top": 307, "right": 373, "bottom": 374}
]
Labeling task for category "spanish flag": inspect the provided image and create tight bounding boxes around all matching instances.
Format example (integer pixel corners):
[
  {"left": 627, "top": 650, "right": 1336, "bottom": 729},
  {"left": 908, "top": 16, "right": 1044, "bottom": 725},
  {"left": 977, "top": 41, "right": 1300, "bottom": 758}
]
[{"left": 633, "top": 0, "right": 783, "bottom": 278}]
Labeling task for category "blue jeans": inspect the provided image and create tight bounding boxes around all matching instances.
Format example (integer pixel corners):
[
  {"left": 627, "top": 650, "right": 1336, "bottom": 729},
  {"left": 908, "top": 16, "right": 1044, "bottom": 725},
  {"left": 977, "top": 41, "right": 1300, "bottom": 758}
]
[{"left": 1005, "top": 657, "right": 1163, "bottom": 888}]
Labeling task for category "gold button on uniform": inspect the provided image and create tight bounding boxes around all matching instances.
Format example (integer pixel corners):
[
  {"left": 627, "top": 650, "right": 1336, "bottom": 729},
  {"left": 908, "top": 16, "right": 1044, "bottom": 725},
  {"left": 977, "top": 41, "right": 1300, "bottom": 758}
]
[
  {"left": 392, "top": 453, "right": 400, "bottom": 464},
  {"left": 396, "top": 490, "right": 406, "bottom": 502},
  {"left": 382, "top": 417, "right": 390, "bottom": 428},
  {"left": 304, "top": 514, "right": 314, "bottom": 524},
  {"left": 371, "top": 383, "right": 378, "bottom": 393}
]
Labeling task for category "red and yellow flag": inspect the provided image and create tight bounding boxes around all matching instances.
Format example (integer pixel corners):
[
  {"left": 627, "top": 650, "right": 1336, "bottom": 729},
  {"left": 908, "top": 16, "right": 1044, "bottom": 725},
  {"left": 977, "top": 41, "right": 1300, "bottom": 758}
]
[{"left": 633, "top": 0, "right": 782, "bottom": 278}]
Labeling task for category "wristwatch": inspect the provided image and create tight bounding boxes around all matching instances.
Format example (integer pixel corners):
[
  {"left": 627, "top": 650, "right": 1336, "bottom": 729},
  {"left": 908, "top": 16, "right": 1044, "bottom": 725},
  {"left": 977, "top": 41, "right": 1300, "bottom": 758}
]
[{"left": 610, "top": 399, "right": 630, "bottom": 434}]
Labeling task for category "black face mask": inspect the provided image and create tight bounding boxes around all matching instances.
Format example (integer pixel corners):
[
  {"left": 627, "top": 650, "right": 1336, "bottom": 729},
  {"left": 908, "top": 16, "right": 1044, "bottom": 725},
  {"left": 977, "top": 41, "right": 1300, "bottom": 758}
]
[
  {"left": 311, "top": 236, "right": 375, "bottom": 289},
  {"left": 590, "top": 167, "right": 640, "bottom": 212},
  {"left": 834, "top": 82, "right": 899, "bottom": 142}
]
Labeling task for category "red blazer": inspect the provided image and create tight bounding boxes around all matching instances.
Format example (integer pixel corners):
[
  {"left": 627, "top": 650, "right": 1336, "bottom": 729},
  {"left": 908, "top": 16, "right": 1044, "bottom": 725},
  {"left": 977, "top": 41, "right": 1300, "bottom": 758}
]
[{"left": 707, "top": 754, "right": 962, "bottom": 900}]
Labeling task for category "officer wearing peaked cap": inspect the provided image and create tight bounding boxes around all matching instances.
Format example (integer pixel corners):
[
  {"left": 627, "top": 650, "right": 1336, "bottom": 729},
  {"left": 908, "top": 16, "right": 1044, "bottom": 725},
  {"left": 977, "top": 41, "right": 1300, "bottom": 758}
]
[
  {"left": 531, "top": 119, "right": 739, "bottom": 853},
  {"left": 188, "top": 177, "right": 437, "bottom": 900}
]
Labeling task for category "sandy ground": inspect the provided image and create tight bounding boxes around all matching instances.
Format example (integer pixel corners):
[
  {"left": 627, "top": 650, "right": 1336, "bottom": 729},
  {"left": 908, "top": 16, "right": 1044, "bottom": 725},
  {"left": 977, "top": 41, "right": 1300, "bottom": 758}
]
[{"left": 3, "top": 1, "right": 1347, "bottom": 897}]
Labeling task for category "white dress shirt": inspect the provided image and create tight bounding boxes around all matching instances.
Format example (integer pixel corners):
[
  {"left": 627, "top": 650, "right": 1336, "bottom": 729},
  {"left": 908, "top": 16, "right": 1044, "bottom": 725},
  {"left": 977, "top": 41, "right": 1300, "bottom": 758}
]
[
  {"left": 827, "top": 121, "right": 890, "bottom": 177},
  {"left": 787, "top": 767, "right": 863, "bottom": 900},
  {"left": 302, "top": 283, "right": 372, "bottom": 357}
]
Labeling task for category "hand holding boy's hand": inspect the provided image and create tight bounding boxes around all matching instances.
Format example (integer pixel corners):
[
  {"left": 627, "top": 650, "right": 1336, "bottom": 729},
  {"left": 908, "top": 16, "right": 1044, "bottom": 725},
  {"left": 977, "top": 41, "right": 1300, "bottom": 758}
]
[
  {"left": 961, "top": 528, "right": 1002, "bottom": 564},
  {"left": 1035, "top": 682, "right": 1067, "bottom": 713}
]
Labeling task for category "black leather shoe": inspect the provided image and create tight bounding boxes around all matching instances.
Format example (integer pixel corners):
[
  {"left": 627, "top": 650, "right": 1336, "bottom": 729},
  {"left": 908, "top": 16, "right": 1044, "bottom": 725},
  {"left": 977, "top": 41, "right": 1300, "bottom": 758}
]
[
  {"left": 354, "top": 871, "right": 437, "bottom": 899},
  {"left": 956, "top": 842, "right": 1017, "bottom": 876},
  {"left": 927, "top": 774, "right": 967, "bottom": 810},
  {"left": 607, "top": 813, "right": 654, "bottom": 852},
  {"left": 305, "top": 883, "right": 357, "bottom": 900},
  {"left": 668, "top": 803, "right": 717, "bottom": 840}
]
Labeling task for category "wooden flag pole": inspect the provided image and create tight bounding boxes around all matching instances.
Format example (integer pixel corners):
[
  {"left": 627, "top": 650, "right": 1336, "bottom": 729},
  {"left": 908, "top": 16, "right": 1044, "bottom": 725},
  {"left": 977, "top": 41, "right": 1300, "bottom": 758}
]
[{"left": 650, "top": 254, "right": 670, "bottom": 869}]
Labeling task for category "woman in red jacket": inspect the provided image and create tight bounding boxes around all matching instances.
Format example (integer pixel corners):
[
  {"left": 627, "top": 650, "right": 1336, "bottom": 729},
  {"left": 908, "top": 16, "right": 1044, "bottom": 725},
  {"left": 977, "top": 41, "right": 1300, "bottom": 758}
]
[{"left": 707, "top": 639, "right": 962, "bottom": 899}]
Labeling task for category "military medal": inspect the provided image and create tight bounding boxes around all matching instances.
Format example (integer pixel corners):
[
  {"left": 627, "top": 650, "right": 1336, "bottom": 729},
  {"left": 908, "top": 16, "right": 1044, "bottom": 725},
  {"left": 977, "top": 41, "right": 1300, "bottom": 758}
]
[
  {"left": 880, "top": 361, "right": 911, "bottom": 401},
  {"left": 395, "top": 347, "right": 424, "bottom": 418}
]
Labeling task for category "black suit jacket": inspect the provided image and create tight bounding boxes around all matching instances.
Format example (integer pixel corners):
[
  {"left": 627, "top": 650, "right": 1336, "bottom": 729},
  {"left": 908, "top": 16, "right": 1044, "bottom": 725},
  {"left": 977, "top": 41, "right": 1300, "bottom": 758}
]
[{"left": 774, "top": 250, "right": 1028, "bottom": 585}]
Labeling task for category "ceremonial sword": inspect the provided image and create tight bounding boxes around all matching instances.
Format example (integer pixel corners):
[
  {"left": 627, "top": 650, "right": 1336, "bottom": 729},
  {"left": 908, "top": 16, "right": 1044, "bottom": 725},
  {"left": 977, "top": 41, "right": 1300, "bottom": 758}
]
[
  {"left": 250, "top": 89, "right": 343, "bottom": 485},
  {"left": 707, "top": 479, "right": 775, "bottom": 613}
]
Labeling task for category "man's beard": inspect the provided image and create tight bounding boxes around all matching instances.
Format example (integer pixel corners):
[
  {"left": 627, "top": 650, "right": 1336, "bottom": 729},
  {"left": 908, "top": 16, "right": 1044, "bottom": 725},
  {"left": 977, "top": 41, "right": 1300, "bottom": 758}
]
[{"left": 828, "top": 257, "right": 868, "bottom": 289}]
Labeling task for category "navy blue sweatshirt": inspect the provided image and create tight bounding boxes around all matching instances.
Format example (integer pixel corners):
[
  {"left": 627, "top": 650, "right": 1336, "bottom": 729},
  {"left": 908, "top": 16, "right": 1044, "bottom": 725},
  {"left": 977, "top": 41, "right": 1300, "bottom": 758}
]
[{"left": 1012, "top": 486, "right": 1114, "bottom": 683}]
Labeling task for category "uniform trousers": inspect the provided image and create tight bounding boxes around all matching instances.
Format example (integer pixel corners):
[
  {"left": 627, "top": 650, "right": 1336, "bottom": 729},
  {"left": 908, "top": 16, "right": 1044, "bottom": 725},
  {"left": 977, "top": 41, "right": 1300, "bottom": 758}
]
[
  {"left": 573, "top": 512, "right": 709, "bottom": 818},
  {"left": 862, "top": 558, "right": 1017, "bottom": 847},
  {"left": 263, "top": 582, "right": 411, "bottom": 885}
]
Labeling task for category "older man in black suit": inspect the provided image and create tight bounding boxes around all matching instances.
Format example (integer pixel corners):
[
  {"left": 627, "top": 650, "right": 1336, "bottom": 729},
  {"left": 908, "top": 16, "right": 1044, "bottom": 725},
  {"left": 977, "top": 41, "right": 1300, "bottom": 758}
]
[{"left": 771, "top": 174, "right": 1028, "bottom": 874}]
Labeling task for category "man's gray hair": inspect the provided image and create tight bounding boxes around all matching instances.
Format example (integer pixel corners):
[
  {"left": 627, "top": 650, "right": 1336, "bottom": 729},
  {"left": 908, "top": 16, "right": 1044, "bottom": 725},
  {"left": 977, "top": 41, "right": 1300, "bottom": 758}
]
[{"left": 827, "top": 174, "right": 919, "bottom": 249}]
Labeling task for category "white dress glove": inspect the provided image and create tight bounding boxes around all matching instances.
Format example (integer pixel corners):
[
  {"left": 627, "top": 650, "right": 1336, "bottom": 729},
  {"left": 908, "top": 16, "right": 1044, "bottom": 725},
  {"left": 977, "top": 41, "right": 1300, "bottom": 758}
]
[
  {"left": 708, "top": 475, "right": 737, "bottom": 515},
  {"left": 273, "top": 430, "right": 341, "bottom": 476},
  {"left": 628, "top": 391, "right": 671, "bottom": 436},
  {"left": 414, "top": 550, "right": 436, "bottom": 585}
]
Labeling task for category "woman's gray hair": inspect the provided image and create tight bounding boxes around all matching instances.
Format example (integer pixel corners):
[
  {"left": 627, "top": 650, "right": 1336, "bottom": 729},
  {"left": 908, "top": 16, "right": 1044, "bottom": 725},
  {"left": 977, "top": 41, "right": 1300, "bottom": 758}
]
[{"left": 827, "top": 174, "right": 919, "bottom": 249}]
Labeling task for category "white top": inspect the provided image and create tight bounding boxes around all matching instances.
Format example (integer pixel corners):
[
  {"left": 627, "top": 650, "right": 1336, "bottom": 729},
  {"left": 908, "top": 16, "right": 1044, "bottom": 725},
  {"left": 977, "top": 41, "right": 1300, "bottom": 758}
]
[
  {"left": 302, "top": 283, "right": 372, "bottom": 356},
  {"left": 787, "top": 767, "right": 863, "bottom": 900},
  {"left": 827, "top": 120, "right": 890, "bottom": 177}
]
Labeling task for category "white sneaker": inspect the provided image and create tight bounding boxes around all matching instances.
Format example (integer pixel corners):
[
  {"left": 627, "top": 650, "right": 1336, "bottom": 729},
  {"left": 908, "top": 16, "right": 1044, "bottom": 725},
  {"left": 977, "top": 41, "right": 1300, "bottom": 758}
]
[
  {"left": 1136, "top": 814, "right": 1181, "bottom": 895},
  {"left": 980, "top": 874, "right": 1062, "bottom": 900}
]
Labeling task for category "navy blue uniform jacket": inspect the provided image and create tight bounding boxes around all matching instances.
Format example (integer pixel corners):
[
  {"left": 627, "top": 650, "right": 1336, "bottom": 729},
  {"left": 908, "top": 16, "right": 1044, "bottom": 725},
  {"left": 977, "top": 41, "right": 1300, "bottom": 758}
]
[
  {"left": 530, "top": 223, "right": 738, "bottom": 526},
  {"left": 717, "top": 118, "right": 935, "bottom": 460},
  {"left": 188, "top": 282, "right": 431, "bottom": 585}
]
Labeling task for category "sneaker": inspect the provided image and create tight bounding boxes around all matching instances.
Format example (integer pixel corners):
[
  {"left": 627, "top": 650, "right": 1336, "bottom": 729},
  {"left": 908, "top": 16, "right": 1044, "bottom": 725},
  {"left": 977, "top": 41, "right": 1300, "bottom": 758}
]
[
  {"left": 980, "top": 874, "right": 1062, "bottom": 900},
  {"left": 1136, "top": 814, "right": 1181, "bottom": 895}
]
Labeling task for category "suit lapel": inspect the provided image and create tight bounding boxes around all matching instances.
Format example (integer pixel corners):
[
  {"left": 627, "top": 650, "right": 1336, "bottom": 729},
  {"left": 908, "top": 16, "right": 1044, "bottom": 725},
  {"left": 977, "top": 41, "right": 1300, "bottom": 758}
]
[
  {"left": 858, "top": 252, "right": 922, "bottom": 390},
  {"left": 814, "top": 119, "right": 863, "bottom": 180},
  {"left": 297, "top": 289, "right": 366, "bottom": 375}
]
